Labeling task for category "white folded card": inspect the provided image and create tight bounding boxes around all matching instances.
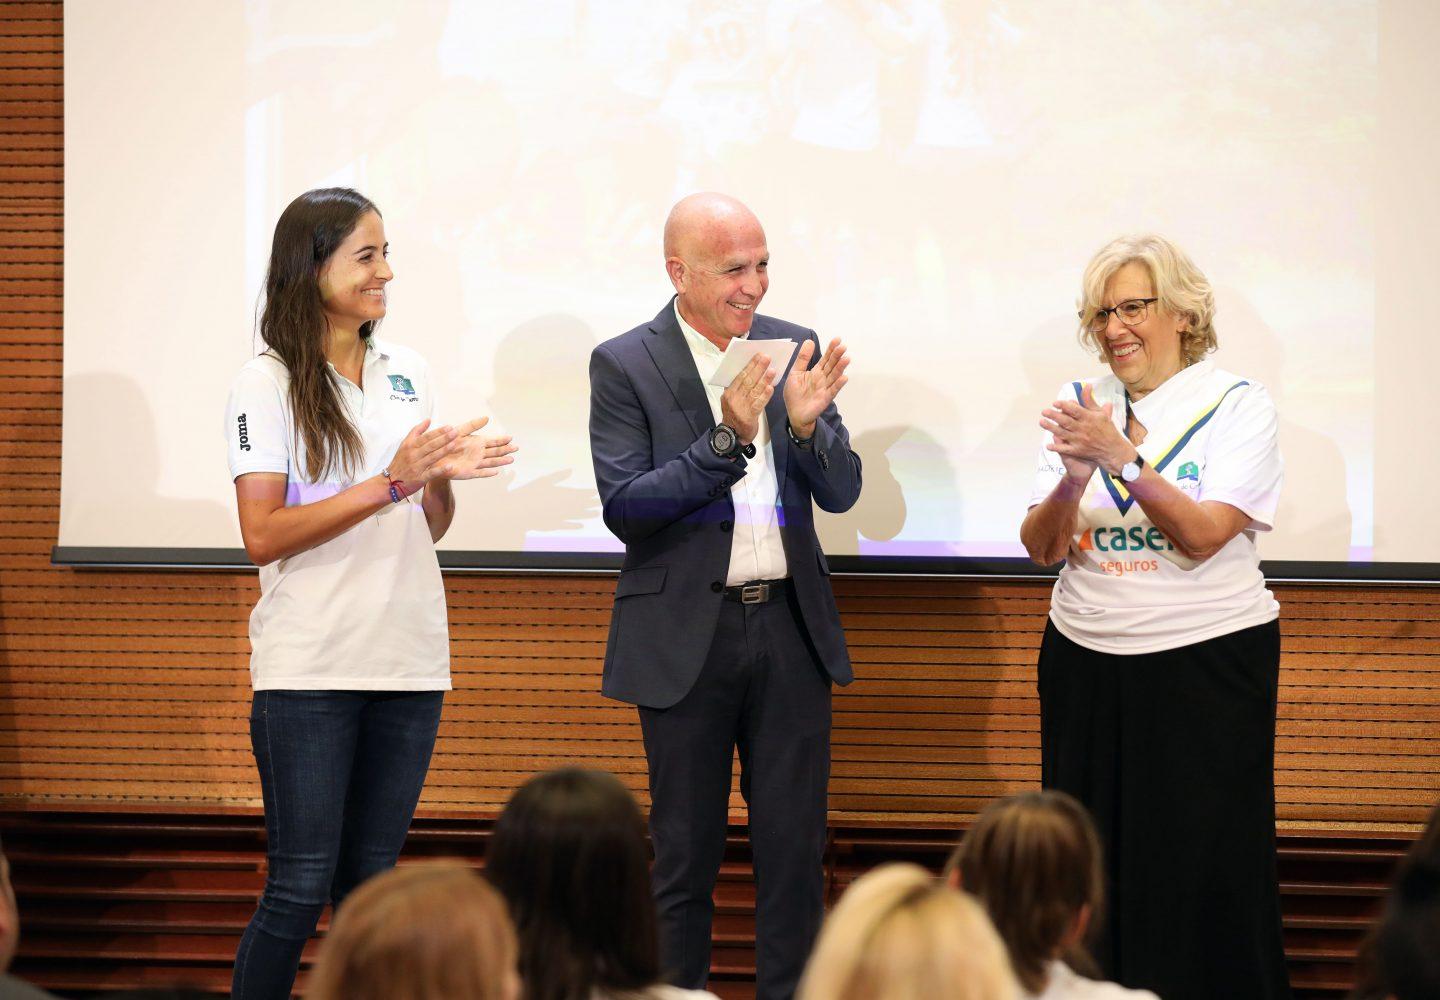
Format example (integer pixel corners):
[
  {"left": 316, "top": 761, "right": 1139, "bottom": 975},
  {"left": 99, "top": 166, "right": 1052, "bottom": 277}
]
[{"left": 705, "top": 337, "right": 801, "bottom": 388}]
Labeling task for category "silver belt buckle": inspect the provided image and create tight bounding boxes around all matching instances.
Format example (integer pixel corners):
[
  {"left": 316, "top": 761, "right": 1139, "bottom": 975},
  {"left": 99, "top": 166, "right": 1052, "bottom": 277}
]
[{"left": 740, "top": 583, "right": 768, "bottom": 604}]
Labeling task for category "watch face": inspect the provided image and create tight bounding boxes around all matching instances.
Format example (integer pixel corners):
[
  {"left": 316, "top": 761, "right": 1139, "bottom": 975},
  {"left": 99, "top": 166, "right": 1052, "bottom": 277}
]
[
  {"left": 1121, "top": 462, "right": 1139, "bottom": 482},
  {"left": 712, "top": 426, "right": 736, "bottom": 454}
]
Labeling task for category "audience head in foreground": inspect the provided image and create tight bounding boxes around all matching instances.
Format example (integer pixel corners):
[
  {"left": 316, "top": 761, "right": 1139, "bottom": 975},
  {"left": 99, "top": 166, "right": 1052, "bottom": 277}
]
[
  {"left": 949, "top": 791, "right": 1157, "bottom": 999},
  {"left": 797, "top": 862, "right": 1019, "bottom": 1000},
  {"left": 0, "top": 848, "right": 17, "bottom": 974},
  {"left": 1352, "top": 801, "right": 1440, "bottom": 1000},
  {"left": 1, "top": 844, "right": 60, "bottom": 1000},
  {"left": 305, "top": 861, "right": 518, "bottom": 1000},
  {"left": 487, "top": 767, "right": 715, "bottom": 1000}
]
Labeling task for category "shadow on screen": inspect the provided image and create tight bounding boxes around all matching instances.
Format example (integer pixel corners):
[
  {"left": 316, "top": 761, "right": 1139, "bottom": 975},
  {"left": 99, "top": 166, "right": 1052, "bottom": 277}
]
[
  {"left": 977, "top": 314, "right": 1103, "bottom": 535},
  {"left": 468, "top": 313, "right": 602, "bottom": 551},
  {"left": 1212, "top": 287, "right": 1352, "bottom": 561},
  {"left": 814, "top": 374, "right": 962, "bottom": 558},
  {"left": 59, "top": 373, "right": 231, "bottom": 552}
]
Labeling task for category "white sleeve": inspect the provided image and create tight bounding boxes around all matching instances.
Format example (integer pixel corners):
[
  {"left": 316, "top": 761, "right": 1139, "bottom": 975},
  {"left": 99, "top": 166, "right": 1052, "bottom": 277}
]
[
  {"left": 225, "top": 366, "right": 291, "bottom": 481},
  {"left": 1197, "top": 382, "right": 1283, "bottom": 531},
  {"left": 1028, "top": 380, "right": 1082, "bottom": 507}
]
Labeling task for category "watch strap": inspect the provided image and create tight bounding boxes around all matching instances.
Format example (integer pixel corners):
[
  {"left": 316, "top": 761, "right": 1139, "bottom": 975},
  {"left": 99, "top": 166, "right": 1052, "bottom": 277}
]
[
  {"left": 786, "top": 420, "right": 815, "bottom": 451},
  {"left": 1121, "top": 452, "right": 1146, "bottom": 483}
]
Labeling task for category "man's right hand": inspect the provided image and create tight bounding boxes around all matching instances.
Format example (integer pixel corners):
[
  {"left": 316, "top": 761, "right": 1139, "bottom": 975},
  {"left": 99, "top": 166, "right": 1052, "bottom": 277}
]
[{"left": 719, "top": 352, "right": 775, "bottom": 445}]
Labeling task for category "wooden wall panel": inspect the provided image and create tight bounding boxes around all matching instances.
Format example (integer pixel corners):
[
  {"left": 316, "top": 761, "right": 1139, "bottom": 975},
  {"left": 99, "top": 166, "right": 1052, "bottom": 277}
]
[{"left": 0, "top": 0, "right": 1436, "bottom": 838}]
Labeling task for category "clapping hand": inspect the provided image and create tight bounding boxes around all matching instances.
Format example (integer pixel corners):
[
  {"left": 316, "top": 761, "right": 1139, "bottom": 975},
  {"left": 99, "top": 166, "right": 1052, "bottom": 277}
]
[
  {"left": 720, "top": 352, "right": 777, "bottom": 446},
  {"left": 784, "top": 338, "right": 850, "bottom": 438},
  {"left": 435, "top": 416, "right": 518, "bottom": 480},
  {"left": 1040, "top": 383, "right": 1127, "bottom": 480},
  {"left": 386, "top": 419, "right": 459, "bottom": 491}
]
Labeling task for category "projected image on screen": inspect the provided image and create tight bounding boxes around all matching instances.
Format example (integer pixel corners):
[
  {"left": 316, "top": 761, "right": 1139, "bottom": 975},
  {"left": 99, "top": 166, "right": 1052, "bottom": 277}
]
[{"left": 62, "top": 0, "right": 1389, "bottom": 573}]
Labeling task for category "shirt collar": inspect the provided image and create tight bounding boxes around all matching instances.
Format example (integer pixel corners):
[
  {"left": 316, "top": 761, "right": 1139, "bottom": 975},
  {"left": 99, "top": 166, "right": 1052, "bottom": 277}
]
[
  {"left": 364, "top": 334, "right": 392, "bottom": 362},
  {"left": 1129, "top": 356, "right": 1213, "bottom": 420},
  {"left": 319, "top": 336, "right": 389, "bottom": 385},
  {"left": 674, "top": 299, "right": 743, "bottom": 361}
]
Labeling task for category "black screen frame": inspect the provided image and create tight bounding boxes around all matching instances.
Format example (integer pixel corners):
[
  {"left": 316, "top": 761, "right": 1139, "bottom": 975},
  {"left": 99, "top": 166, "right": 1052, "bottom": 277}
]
[{"left": 48, "top": 546, "right": 1440, "bottom": 584}]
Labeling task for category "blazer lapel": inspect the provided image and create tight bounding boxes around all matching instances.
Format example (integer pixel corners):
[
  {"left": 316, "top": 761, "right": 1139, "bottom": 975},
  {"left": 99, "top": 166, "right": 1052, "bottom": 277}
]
[{"left": 642, "top": 299, "right": 712, "bottom": 439}]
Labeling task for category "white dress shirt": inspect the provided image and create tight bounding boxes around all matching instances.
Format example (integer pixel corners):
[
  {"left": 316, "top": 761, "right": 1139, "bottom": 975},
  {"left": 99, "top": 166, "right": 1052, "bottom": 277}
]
[{"left": 675, "top": 301, "right": 789, "bottom": 586}]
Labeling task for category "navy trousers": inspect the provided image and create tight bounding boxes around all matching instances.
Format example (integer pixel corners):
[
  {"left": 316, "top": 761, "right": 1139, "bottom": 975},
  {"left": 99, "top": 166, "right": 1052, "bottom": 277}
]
[
  {"left": 230, "top": 689, "right": 444, "bottom": 1000},
  {"left": 639, "top": 585, "right": 832, "bottom": 1000}
]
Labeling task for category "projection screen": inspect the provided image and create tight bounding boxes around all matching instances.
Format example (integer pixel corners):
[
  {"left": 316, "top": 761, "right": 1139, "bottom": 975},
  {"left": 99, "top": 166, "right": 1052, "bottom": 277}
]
[{"left": 57, "top": 0, "right": 1440, "bottom": 579}]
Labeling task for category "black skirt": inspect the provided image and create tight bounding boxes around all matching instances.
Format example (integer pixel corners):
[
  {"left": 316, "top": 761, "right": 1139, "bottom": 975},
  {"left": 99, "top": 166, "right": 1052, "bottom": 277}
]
[{"left": 1038, "top": 617, "right": 1292, "bottom": 1000}]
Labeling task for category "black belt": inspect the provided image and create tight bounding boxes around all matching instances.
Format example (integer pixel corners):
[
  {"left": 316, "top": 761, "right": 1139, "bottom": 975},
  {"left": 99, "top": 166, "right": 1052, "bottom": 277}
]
[{"left": 721, "top": 578, "right": 791, "bottom": 605}]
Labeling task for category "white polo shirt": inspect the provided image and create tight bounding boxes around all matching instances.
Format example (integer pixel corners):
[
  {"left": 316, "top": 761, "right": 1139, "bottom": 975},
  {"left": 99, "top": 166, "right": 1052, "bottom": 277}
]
[
  {"left": 224, "top": 339, "right": 450, "bottom": 691},
  {"left": 1029, "top": 359, "right": 1283, "bottom": 655},
  {"left": 674, "top": 302, "right": 789, "bottom": 586}
]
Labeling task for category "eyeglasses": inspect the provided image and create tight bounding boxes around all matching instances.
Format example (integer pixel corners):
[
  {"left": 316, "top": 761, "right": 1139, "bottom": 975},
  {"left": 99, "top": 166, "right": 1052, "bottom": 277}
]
[{"left": 1082, "top": 298, "right": 1158, "bottom": 333}]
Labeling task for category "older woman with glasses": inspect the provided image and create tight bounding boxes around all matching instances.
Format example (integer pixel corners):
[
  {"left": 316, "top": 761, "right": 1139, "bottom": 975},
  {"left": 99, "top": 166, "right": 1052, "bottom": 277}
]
[{"left": 1020, "top": 234, "right": 1290, "bottom": 1000}]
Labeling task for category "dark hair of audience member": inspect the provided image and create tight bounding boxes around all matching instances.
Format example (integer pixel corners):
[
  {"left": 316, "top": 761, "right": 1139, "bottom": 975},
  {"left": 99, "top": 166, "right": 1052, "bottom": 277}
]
[
  {"left": 1351, "top": 800, "right": 1440, "bottom": 1000},
  {"left": 947, "top": 790, "right": 1104, "bottom": 994},
  {"left": 486, "top": 768, "right": 659, "bottom": 1000},
  {"left": 305, "top": 860, "right": 517, "bottom": 1000}
]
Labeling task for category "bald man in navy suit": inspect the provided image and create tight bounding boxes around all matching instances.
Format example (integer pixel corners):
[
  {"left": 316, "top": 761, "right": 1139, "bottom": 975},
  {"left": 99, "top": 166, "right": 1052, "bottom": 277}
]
[{"left": 588, "top": 193, "right": 861, "bottom": 1000}]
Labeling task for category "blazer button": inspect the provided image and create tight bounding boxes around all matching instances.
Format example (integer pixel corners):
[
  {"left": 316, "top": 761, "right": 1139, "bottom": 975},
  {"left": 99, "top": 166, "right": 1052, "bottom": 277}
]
[
  {"left": 710, "top": 581, "right": 723, "bottom": 593},
  {"left": 720, "top": 520, "right": 732, "bottom": 533}
]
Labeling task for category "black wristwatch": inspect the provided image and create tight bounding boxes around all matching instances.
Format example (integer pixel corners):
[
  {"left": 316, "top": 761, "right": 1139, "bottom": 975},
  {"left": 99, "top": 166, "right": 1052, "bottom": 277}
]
[{"left": 709, "top": 424, "right": 744, "bottom": 460}]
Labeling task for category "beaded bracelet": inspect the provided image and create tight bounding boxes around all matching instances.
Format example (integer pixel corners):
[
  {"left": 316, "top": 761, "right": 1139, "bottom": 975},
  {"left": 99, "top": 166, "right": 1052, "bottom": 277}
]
[{"left": 381, "top": 469, "right": 409, "bottom": 504}]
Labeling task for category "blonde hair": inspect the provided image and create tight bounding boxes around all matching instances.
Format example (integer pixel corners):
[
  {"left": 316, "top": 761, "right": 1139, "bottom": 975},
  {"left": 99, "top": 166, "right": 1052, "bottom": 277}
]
[
  {"left": 1077, "top": 233, "right": 1218, "bottom": 366},
  {"left": 797, "top": 862, "right": 1019, "bottom": 1000},
  {"left": 306, "top": 861, "right": 517, "bottom": 1000},
  {"left": 948, "top": 792, "right": 1105, "bottom": 994}
]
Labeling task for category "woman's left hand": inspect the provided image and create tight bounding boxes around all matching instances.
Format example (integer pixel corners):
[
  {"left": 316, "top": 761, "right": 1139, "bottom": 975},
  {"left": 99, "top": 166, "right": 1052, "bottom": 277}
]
[
  {"left": 435, "top": 416, "right": 518, "bottom": 480},
  {"left": 1041, "top": 384, "right": 1134, "bottom": 475}
]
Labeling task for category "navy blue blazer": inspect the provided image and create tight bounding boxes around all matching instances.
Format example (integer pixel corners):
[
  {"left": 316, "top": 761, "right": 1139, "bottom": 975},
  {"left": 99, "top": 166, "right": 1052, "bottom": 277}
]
[{"left": 588, "top": 300, "right": 862, "bottom": 709}]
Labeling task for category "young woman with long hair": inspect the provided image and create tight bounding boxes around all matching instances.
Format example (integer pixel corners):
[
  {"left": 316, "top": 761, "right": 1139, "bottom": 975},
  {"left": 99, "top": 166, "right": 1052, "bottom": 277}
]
[
  {"left": 486, "top": 768, "right": 717, "bottom": 1000},
  {"left": 306, "top": 861, "right": 520, "bottom": 1000},
  {"left": 1351, "top": 801, "right": 1440, "bottom": 1000},
  {"left": 948, "top": 791, "right": 1157, "bottom": 1000},
  {"left": 225, "top": 187, "right": 515, "bottom": 1000}
]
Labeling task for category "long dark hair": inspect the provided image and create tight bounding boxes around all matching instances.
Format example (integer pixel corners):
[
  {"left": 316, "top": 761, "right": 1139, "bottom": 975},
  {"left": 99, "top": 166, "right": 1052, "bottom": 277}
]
[
  {"left": 486, "top": 768, "right": 660, "bottom": 1000},
  {"left": 1352, "top": 802, "right": 1440, "bottom": 1000},
  {"left": 259, "top": 187, "right": 379, "bottom": 482},
  {"left": 947, "top": 791, "right": 1105, "bottom": 993}
]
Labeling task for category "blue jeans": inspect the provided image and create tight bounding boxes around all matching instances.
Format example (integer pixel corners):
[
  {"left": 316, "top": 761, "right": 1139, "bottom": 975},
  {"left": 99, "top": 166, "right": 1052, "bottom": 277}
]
[{"left": 231, "top": 689, "right": 444, "bottom": 1000}]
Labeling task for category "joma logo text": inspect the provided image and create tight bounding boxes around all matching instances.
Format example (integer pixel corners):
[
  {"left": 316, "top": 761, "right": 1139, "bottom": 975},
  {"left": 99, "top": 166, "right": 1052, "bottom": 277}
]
[{"left": 237, "top": 413, "right": 251, "bottom": 451}]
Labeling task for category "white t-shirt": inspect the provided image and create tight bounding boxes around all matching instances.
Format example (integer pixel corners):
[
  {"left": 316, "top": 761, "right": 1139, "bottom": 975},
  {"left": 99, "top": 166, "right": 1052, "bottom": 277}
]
[
  {"left": 1029, "top": 359, "right": 1282, "bottom": 655},
  {"left": 224, "top": 339, "right": 450, "bottom": 691},
  {"left": 1030, "top": 961, "right": 1159, "bottom": 1000}
]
